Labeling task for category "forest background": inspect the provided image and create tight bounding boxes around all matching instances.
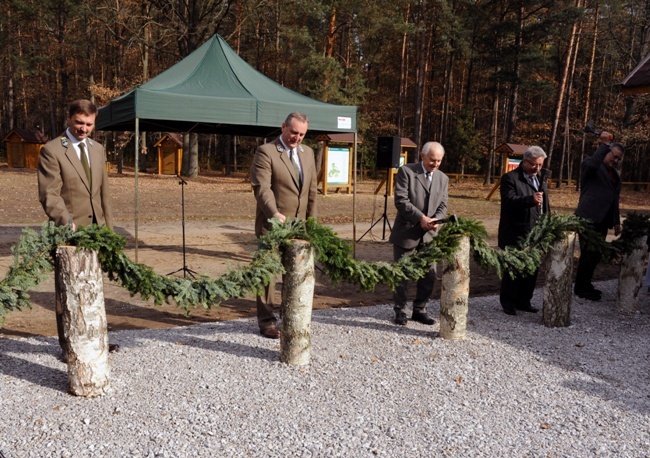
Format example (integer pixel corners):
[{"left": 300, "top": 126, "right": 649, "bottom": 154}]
[{"left": 0, "top": 0, "right": 648, "bottom": 184}]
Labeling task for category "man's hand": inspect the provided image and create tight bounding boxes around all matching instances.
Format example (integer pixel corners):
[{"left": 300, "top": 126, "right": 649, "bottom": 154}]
[
  {"left": 533, "top": 192, "right": 544, "bottom": 206},
  {"left": 272, "top": 212, "right": 286, "bottom": 224},
  {"left": 420, "top": 215, "right": 439, "bottom": 231}
]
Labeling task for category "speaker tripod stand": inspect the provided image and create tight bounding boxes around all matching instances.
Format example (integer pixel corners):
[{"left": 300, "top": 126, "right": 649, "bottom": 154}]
[
  {"left": 357, "top": 168, "right": 392, "bottom": 242},
  {"left": 167, "top": 176, "right": 197, "bottom": 279}
]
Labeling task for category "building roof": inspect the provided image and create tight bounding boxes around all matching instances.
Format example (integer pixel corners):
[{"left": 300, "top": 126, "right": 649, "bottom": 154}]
[
  {"left": 621, "top": 53, "right": 650, "bottom": 95},
  {"left": 495, "top": 143, "right": 529, "bottom": 156},
  {"left": 2, "top": 128, "right": 49, "bottom": 144}
]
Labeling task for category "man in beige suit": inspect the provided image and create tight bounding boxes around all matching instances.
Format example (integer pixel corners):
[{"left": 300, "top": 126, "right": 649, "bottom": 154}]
[
  {"left": 38, "top": 99, "right": 116, "bottom": 358},
  {"left": 38, "top": 99, "right": 113, "bottom": 230},
  {"left": 250, "top": 112, "right": 317, "bottom": 338}
]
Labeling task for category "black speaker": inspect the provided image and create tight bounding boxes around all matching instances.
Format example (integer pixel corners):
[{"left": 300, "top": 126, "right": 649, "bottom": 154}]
[{"left": 375, "top": 136, "right": 402, "bottom": 169}]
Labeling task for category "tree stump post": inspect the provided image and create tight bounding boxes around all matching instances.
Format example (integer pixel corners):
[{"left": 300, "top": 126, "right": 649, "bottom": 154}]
[
  {"left": 280, "top": 240, "right": 315, "bottom": 366},
  {"left": 616, "top": 235, "right": 647, "bottom": 313},
  {"left": 542, "top": 231, "right": 576, "bottom": 328},
  {"left": 440, "top": 236, "right": 470, "bottom": 340},
  {"left": 56, "top": 246, "right": 110, "bottom": 397}
]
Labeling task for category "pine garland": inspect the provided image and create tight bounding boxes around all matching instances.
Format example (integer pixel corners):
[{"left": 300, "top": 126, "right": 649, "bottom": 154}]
[{"left": 0, "top": 213, "right": 647, "bottom": 326}]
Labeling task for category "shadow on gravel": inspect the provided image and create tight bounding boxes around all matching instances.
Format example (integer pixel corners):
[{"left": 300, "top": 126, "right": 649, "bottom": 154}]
[
  {"left": 0, "top": 338, "right": 68, "bottom": 392},
  {"left": 125, "top": 321, "right": 280, "bottom": 362}
]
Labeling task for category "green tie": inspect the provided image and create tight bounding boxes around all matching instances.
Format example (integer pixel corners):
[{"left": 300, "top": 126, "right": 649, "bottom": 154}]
[
  {"left": 79, "top": 142, "right": 91, "bottom": 188},
  {"left": 289, "top": 149, "right": 301, "bottom": 186}
]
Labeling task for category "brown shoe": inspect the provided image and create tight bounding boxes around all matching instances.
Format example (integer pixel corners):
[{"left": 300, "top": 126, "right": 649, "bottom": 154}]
[{"left": 260, "top": 327, "right": 280, "bottom": 339}]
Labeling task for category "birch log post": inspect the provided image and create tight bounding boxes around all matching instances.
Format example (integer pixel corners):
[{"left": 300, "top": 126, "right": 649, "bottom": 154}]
[
  {"left": 616, "top": 235, "right": 647, "bottom": 313},
  {"left": 440, "top": 236, "right": 470, "bottom": 340},
  {"left": 280, "top": 240, "right": 315, "bottom": 366},
  {"left": 542, "top": 231, "right": 576, "bottom": 328},
  {"left": 56, "top": 246, "right": 110, "bottom": 397}
]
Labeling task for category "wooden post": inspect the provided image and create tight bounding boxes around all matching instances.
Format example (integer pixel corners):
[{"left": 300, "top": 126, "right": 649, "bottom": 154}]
[
  {"left": 280, "top": 240, "right": 315, "bottom": 365},
  {"left": 440, "top": 236, "right": 470, "bottom": 340},
  {"left": 616, "top": 235, "right": 647, "bottom": 313},
  {"left": 542, "top": 232, "right": 576, "bottom": 328},
  {"left": 56, "top": 246, "right": 110, "bottom": 397}
]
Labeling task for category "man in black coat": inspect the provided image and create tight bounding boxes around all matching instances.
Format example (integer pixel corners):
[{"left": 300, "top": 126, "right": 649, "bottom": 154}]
[
  {"left": 498, "top": 146, "right": 551, "bottom": 316},
  {"left": 574, "top": 133, "right": 624, "bottom": 300}
]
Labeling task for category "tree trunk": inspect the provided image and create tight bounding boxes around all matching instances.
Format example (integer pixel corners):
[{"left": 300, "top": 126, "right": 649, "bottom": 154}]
[
  {"left": 56, "top": 246, "right": 110, "bottom": 397},
  {"left": 542, "top": 232, "right": 576, "bottom": 328},
  {"left": 440, "top": 236, "right": 470, "bottom": 340},
  {"left": 397, "top": 3, "right": 411, "bottom": 136},
  {"left": 506, "top": 2, "right": 523, "bottom": 143},
  {"left": 616, "top": 236, "right": 647, "bottom": 313},
  {"left": 546, "top": 0, "right": 583, "bottom": 169},
  {"left": 578, "top": 2, "right": 600, "bottom": 191},
  {"left": 280, "top": 240, "right": 315, "bottom": 366}
]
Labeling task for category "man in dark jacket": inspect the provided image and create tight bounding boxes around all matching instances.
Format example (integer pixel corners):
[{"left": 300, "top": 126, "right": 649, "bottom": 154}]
[
  {"left": 574, "top": 133, "right": 624, "bottom": 300},
  {"left": 498, "top": 146, "right": 551, "bottom": 315}
]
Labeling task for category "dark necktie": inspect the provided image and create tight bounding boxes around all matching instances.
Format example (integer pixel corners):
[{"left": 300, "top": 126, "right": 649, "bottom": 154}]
[
  {"left": 79, "top": 142, "right": 92, "bottom": 188},
  {"left": 289, "top": 149, "right": 301, "bottom": 187}
]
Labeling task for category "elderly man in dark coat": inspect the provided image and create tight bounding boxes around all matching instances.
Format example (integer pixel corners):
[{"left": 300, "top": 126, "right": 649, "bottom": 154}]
[{"left": 498, "top": 146, "right": 551, "bottom": 316}]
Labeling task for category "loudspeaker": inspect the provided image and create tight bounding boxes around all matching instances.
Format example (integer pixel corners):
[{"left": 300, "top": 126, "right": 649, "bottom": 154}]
[{"left": 375, "top": 136, "right": 402, "bottom": 169}]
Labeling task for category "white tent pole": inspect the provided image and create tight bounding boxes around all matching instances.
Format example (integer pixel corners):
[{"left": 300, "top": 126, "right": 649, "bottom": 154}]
[
  {"left": 134, "top": 118, "right": 139, "bottom": 262},
  {"left": 352, "top": 132, "right": 358, "bottom": 258}
]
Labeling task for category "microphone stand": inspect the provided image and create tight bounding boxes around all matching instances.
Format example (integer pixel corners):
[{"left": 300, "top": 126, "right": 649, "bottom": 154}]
[
  {"left": 357, "top": 168, "right": 392, "bottom": 242},
  {"left": 167, "top": 176, "right": 197, "bottom": 279}
]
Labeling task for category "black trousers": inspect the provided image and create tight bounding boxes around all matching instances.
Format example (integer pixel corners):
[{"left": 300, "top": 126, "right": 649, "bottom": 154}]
[
  {"left": 575, "top": 221, "right": 609, "bottom": 292},
  {"left": 392, "top": 244, "right": 436, "bottom": 312},
  {"left": 500, "top": 269, "right": 539, "bottom": 310}
]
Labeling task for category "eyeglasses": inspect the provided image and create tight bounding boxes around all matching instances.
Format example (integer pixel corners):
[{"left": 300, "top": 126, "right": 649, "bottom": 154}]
[{"left": 524, "top": 159, "right": 543, "bottom": 169}]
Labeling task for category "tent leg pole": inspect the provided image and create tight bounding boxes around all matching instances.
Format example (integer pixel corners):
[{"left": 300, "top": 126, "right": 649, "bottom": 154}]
[
  {"left": 135, "top": 118, "right": 139, "bottom": 263},
  {"left": 353, "top": 132, "right": 357, "bottom": 259}
]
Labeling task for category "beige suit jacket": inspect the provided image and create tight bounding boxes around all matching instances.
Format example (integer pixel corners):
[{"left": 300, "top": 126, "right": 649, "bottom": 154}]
[
  {"left": 37, "top": 133, "right": 113, "bottom": 229},
  {"left": 250, "top": 138, "right": 317, "bottom": 237}
]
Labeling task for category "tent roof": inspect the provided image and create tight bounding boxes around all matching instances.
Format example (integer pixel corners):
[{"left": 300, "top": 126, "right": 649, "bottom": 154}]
[
  {"left": 96, "top": 35, "right": 357, "bottom": 137},
  {"left": 621, "top": 53, "right": 650, "bottom": 94}
]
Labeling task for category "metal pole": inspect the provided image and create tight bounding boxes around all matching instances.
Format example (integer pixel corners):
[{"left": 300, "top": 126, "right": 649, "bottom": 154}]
[
  {"left": 352, "top": 132, "right": 358, "bottom": 258},
  {"left": 135, "top": 118, "right": 139, "bottom": 262}
]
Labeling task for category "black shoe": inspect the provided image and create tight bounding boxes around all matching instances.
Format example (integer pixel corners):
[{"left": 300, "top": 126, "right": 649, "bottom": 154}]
[
  {"left": 411, "top": 311, "right": 435, "bottom": 325},
  {"left": 515, "top": 304, "right": 539, "bottom": 313},
  {"left": 260, "top": 327, "right": 280, "bottom": 339},
  {"left": 394, "top": 311, "right": 408, "bottom": 326},
  {"left": 502, "top": 307, "right": 517, "bottom": 316},
  {"left": 574, "top": 289, "right": 601, "bottom": 301},
  {"left": 109, "top": 343, "right": 120, "bottom": 353}
]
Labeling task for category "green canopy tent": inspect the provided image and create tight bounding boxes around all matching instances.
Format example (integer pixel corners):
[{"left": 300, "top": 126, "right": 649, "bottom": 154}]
[
  {"left": 96, "top": 34, "right": 359, "bottom": 259},
  {"left": 96, "top": 34, "right": 357, "bottom": 136}
]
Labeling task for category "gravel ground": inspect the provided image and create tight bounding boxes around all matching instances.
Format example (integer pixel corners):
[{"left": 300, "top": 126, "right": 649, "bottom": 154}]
[{"left": 1, "top": 279, "right": 649, "bottom": 458}]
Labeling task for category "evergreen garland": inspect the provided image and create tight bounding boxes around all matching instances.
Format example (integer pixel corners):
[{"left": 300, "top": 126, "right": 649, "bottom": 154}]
[{"left": 0, "top": 212, "right": 647, "bottom": 326}]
